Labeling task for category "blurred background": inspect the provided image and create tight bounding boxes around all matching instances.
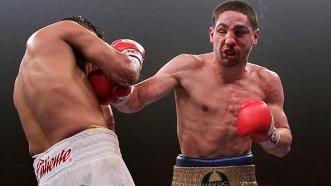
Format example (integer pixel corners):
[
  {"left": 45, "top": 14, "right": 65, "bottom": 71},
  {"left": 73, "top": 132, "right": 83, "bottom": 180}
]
[{"left": 1, "top": 0, "right": 331, "bottom": 185}]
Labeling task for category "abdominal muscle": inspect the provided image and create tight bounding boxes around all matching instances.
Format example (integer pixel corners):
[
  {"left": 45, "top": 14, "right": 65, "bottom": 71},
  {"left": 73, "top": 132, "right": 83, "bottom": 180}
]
[
  {"left": 177, "top": 110, "right": 252, "bottom": 158},
  {"left": 174, "top": 85, "right": 253, "bottom": 158}
]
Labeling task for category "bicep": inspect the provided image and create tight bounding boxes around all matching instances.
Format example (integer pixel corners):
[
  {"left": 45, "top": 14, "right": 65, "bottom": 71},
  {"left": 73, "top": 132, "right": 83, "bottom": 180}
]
[
  {"left": 116, "top": 55, "right": 190, "bottom": 112},
  {"left": 265, "top": 72, "right": 289, "bottom": 129},
  {"left": 268, "top": 103, "right": 289, "bottom": 129},
  {"left": 137, "top": 55, "right": 192, "bottom": 105},
  {"left": 137, "top": 71, "right": 178, "bottom": 105},
  {"left": 114, "top": 69, "right": 178, "bottom": 113}
]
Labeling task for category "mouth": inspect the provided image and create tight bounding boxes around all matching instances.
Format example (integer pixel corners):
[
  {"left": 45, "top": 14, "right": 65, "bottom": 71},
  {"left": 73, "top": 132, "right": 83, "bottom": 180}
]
[{"left": 222, "top": 49, "right": 238, "bottom": 60}]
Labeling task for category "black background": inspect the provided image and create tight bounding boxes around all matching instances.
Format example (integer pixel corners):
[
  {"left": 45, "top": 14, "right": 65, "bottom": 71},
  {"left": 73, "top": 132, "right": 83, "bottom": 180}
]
[{"left": 1, "top": 0, "right": 331, "bottom": 185}]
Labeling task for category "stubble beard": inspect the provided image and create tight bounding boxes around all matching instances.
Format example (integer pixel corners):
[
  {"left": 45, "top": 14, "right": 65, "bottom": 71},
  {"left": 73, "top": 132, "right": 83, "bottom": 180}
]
[{"left": 220, "top": 58, "right": 240, "bottom": 67}]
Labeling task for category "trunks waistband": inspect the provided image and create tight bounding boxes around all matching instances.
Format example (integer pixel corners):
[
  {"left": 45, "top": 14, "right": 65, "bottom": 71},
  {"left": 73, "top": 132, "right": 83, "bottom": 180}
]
[
  {"left": 175, "top": 153, "right": 253, "bottom": 167},
  {"left": 172, "top": 165, "right": 257, "bottom": 185},
  {"left": 32, "top": 127, "right": 119, "bottom": 183},
  {"left": 89, "top": 124, "right": 106, "bottom": 129}
]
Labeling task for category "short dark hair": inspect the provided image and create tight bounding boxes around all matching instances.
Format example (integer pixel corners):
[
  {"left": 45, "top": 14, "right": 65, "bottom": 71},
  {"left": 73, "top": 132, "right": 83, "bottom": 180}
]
[
  {"left": 62, "top": 16, "right": 104, "bottom": 39},
  {"left": 212, "top": 0, "right": 258, "bottom": 30}
]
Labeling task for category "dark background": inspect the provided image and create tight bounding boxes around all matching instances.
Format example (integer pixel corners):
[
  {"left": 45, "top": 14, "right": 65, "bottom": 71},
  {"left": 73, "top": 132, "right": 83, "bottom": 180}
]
[{"left": 1, "top": 0, "right": 331, "bottom": 185}]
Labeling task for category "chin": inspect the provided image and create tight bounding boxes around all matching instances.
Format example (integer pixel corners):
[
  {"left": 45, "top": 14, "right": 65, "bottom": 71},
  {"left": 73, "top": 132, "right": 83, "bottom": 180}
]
[{"left": 221, "top": 60, "right": 240, "bottom": 67}]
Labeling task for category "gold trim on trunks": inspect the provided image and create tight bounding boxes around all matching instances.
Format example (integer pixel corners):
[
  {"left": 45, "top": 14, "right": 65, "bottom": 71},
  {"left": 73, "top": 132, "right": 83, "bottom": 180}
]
[{"left": 172, "top": 165, "right": 257, "bottom": 186}]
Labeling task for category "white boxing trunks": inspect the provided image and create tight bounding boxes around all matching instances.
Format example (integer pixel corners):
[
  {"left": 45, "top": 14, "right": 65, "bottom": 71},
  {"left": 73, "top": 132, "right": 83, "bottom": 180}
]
[{"left": 33, "top": 127, "right": 134, "bottom": 186}]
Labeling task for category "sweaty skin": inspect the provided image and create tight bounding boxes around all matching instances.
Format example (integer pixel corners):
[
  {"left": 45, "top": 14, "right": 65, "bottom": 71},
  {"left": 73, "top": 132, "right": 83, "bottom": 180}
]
[
  {"left": 13, "top": 21, "right": 140, "bottom": 155},
  {"left": 115, "top": 11, "right": 292, "bottom": 158}
]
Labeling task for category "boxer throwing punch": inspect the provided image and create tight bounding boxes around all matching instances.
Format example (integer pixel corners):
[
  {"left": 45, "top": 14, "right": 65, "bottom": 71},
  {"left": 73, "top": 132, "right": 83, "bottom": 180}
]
[
  {"left": 13, "top": 16, "right": 144, "bottom": 185},
  {"left": 113, "top": 1, "right": 292, "bottom": 185}
]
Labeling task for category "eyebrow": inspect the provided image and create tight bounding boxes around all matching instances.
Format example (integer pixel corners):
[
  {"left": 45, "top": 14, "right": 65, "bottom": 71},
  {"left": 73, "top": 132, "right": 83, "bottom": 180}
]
[
  {"left": 215, "top": 23, "right": 228, "bottom": 29},
  {"left": 215, "top": 23, "right": 249, "bottom": 30},
  {"left": 233, "top": 25, "right": 249, "bottom": 30}
]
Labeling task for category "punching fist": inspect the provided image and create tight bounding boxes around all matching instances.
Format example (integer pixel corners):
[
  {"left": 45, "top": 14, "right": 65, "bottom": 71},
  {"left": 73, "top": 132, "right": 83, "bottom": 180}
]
[
  {"left": 111, "top": 39, "right": 145, "bottom": 69},
  {"left": 237, "top": 99, "right": 280, "bottom": 149}
]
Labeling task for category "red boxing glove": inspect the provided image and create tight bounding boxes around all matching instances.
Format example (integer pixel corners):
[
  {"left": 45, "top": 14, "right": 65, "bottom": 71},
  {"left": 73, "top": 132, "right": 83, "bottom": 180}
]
[
  {"left": 110, "top": 39, "right": 144, "bottom": 103},
  {"left": 88, "top": 67, "right": 133, "bottom": 105},
  {"left": 88, "top": 39, "right": 144, "bottom": 105},
  {"left": 87, "top": 68, "right": 116, "bottom": 105},
  {"left": 111, "top": 39, "right": 145, "bottom": 68},
  {"left": 237, "top": 99, "right": 280, "bottom": 149}
]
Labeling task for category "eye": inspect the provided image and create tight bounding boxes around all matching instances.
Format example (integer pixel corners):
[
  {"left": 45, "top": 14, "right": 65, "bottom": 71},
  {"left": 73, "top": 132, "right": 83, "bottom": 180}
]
[
  {"left": 234, "top": 28, "right": 248, "bottom": 37},
  {"left": 217, "top": 28, "right": 226, "bottom": 34}
]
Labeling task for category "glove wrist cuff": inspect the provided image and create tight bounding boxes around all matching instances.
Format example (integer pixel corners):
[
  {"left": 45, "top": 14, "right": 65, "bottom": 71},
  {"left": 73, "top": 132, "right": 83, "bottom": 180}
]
[
  {"left": 259, "top": 127, "right": 280, "bottom": 149},
  {"left": 111, "top": 86, "right": 134, "bottom": 106}
]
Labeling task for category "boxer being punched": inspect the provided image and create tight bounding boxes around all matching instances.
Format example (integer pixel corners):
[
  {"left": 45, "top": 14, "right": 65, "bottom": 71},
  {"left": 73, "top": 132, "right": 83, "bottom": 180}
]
[
  {"left": 113, "top": 1, "right": 292, "bottom": 185},
  {"left": 13, "top": 16, "right": 144, "bottom": 185}
]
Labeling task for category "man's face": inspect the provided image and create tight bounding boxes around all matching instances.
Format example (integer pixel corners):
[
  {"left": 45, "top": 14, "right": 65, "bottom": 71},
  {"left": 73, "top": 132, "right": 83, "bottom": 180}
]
[{"left": 209, "top": 11, "right": 259, "bottom": 67}]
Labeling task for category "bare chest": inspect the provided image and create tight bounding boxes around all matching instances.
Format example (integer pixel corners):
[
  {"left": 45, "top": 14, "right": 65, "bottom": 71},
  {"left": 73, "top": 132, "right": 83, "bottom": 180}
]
[{"left": 177, "top": 71, "right": 265, "bottom": 116}]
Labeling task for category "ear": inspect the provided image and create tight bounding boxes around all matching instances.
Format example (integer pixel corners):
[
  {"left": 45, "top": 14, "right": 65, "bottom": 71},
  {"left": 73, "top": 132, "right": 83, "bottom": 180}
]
[
  {"left": 209, "top": 27, "right": 214, "bottom": 43},
  {"left": 252, "top": 28, "right": 260, "bottom": 45}
]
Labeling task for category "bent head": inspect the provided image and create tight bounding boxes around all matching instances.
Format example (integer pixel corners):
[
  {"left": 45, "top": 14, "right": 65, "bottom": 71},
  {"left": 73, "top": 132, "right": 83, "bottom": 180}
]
[
  {"left": 209, "top": 1, "right": 260, "bottom": 67},
  {"left": 62, "top": 15, "right": 103, "bottom": 39}
]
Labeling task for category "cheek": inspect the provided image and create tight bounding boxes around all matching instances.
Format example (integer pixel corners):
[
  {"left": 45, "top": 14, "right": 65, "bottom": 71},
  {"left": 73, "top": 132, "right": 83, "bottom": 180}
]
[
  {"left": 238, "top": 38, "right": 253, "bottom": 48},
  {"left": 212, "top": 36, "right": 223, "bottom": 46}
]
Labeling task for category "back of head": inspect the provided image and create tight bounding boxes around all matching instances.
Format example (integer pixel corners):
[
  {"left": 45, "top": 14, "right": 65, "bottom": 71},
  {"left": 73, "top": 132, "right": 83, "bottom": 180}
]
[
  {"left": 62, "top": 15, "right": 104, "bottom": 39},
  {"left": 212, "top": 0, "right": 259, "bottom": 30}
]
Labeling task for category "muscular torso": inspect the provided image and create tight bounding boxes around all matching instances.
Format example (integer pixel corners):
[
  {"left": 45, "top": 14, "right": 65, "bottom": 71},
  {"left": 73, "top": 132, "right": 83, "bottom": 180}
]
[
  {"left": 174, "top": 54, "right": 268, "bottom": 157},
  {"left": 13, "top": 34, "right": 113, "bottom": 155}
]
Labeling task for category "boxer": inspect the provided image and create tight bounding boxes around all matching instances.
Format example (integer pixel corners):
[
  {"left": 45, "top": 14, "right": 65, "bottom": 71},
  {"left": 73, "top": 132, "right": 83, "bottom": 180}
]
[
  {"left": 13, "top": 16, "right": 145, "bottom": 185},
  {"left": 112, "top": 1, "right": 292, "bottom": 185}
]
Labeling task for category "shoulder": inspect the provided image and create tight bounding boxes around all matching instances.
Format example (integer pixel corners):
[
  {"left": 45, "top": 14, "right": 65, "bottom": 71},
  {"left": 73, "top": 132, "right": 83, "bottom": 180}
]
[
  {"left": 27, "top": 21, "right": 84, "bottom": 44},
  {"left": 34, "top": 20, "right": 83, "bottom": 35},
  {"left": 153, "top": 53, "right": 207, "bottom": 81},
  {"left": 249, "top": 64, "right": 284, "bottom": 103},
  {"left": 248, "top": 63, "right": 280, "bottom": 84},
  {"left": 165, "top": 53, "right": 210, "bottom": 71},
  {"left": 25, "top": 21, "right": 87, "bottom": 54},
  {"left": 248, "top": 63, "right": 284, "bottom": 103},
  {"left": 171, "top": 53, "right": 200, "bottom": 64}
]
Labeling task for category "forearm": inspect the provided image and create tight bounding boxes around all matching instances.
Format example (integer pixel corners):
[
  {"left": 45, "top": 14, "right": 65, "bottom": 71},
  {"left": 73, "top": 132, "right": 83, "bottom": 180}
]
[
  {"left": 78, "top": 38, "right": 140, "bottom": 85},
  {"left": 96, "top": 49, "right": 140, "bottom": 85},
  {"left": 60, "top": 21, "right": 140, "bottom": 85},
  {"left": 112, "top": 87, "right": 145, "bottom": 113},
  {"left": 113, "top": 64, "right": 178, "bottom": 113},
  {"left": 263, "top": 128, "right": 292, "bottom": 157},
  {"left": 114, "top": 101, "right": 142, "bottom": 113},
  {"left": 102, "top": 39, "right": 145, "bottom": 85}
]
